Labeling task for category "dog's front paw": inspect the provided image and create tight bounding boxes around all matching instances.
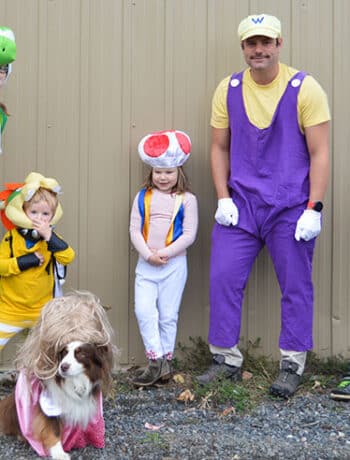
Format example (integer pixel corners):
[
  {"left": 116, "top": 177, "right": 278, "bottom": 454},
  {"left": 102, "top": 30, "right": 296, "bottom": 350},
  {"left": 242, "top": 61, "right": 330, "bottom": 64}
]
[{"left": 49, "top": 441, "right": 71, "bottom": 460}]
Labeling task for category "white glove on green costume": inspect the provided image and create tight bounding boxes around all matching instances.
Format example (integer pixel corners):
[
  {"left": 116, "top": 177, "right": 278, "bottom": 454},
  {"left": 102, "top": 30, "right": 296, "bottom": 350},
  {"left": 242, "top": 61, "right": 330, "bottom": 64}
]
[
  {"left": 294, "top": 209, "right": 321, "bottom": 241},
  {"left": 215, "top": 198, "right": 239, "bottom": 226}
]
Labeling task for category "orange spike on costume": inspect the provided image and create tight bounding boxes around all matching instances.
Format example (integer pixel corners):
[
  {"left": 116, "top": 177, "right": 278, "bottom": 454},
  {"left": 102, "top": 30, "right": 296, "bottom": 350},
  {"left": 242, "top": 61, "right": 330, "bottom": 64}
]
[{"left": 0, "top": 182, "right": 24, "bottom": 230}]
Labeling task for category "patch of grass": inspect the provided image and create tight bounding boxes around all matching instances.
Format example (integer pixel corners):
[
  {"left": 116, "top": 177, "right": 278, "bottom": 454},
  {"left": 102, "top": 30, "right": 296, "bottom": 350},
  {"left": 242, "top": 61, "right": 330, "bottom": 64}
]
[
  {"left": 110, "top": 336, "right": 350, "bottom": 414},
  {"left": 176, "top": 336, "right": 212, "bottom": 372},
  {"left": 301, "top": 351, "right": 349, "bottom": 391},
  {"left": 305, "top": 351, "right": 348, "bottom": 376},
  {"left": 139, "top": 432, "right": 167, "bottom": 447},
  {"left": 175, "top": 336, "right": 350, "bottom": 411},
  {"left": 194, "top": 377, "right": 252, "bottom": 412}
]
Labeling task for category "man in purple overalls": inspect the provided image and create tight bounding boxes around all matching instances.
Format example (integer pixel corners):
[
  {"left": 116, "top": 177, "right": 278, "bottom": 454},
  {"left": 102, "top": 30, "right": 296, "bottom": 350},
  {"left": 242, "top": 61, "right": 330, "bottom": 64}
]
[{"left": 196, "top": 13, "right": 330, "bottom": 397}]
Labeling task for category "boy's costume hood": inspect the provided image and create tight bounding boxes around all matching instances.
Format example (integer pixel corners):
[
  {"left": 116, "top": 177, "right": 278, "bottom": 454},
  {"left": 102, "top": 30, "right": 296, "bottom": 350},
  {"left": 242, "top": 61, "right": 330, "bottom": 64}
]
[
  {"left": 0, "top": 172, "right": 63, "bottom": 230},
  {"left": 0, "top": 27, "right": 16, "bottom": 85},
  {"left": 0, "top": 27, "right": 16, "bottom": 65}
]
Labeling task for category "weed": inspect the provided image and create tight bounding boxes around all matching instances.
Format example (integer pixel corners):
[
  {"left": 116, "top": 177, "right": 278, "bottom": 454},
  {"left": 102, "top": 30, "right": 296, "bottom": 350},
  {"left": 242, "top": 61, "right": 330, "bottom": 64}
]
[
  {"left": 176, "top": 336, "right": 212, "bottom": 372},
  {"left": 140, "top": 432, "right": 166, "bottom": 447},
  {"left": 305, "top": 351, "right": 348, "bottom": 376},
  {"left": 194, "top": 378, "right": 252, "bottom": 412}
]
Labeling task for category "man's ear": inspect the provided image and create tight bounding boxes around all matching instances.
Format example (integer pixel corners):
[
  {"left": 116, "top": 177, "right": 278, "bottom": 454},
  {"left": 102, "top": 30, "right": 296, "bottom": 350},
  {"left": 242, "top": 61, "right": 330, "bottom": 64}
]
[{"left": 276, "top": 38, "right": 283, "bottom": 47}]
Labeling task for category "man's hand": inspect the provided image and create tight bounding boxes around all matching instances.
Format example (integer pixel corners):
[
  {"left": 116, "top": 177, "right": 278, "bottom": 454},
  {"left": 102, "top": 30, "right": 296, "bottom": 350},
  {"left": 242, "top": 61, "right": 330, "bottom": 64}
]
[
  {"left": 294, "top": 209, "right": 322, "bottom": 241},
  {"left": 215, "top": 198, "right": 239, "bottom": 226}
]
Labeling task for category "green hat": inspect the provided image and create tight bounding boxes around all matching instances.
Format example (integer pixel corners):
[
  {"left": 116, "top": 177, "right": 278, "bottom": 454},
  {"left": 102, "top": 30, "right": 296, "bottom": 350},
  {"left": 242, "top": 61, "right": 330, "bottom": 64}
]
[{"left": 0, "top": 27, "right": 16, "bottom": 65}]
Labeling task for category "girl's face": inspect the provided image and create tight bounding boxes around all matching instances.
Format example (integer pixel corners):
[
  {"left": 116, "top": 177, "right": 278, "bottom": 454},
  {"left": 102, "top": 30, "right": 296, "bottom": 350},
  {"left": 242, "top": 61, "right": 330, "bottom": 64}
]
[
  {"left": 152, "top": 167, "right": 178, "bottom": 193},
  {"left": 24, "top": 200, "right": 54, "bottom": 224}
]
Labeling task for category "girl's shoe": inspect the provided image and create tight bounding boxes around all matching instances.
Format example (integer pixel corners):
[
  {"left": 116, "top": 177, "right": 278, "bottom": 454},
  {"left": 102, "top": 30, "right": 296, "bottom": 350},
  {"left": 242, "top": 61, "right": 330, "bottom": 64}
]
[
  {"left": 160, "top": 359, "right": 173, "bottom": 382},
  {"left": 132, "top": 358, "right": 170, "bottom": 387}
]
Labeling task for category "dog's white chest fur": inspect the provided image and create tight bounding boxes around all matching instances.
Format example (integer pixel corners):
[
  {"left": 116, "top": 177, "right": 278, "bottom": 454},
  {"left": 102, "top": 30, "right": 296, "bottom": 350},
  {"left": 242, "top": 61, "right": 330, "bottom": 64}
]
[{"left": 42, "top": 342, "right": 99, "bottom": 428}]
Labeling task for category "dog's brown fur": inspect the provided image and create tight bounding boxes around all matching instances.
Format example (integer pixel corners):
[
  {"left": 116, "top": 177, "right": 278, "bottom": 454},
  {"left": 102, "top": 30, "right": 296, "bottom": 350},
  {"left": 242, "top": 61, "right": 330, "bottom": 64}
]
[
  {"left": 0, "top": 393, "right": 21, "bottom": 437},
  {"left": 0, "top": 291, "right": 118, "bottom": 458}
]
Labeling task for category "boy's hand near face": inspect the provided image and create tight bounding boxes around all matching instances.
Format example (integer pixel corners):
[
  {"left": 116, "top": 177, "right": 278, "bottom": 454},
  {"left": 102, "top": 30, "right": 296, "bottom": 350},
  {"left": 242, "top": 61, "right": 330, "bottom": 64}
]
[{"left": 31, "top": 219, "right": 52, "bottom": 242}]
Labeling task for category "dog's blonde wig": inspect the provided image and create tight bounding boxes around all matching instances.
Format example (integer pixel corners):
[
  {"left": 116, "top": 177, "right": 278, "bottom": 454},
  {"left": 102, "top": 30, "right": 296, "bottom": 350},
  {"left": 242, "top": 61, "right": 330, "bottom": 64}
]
[{"left": 15, "top": 290, "right": 117, "bottom": 380}]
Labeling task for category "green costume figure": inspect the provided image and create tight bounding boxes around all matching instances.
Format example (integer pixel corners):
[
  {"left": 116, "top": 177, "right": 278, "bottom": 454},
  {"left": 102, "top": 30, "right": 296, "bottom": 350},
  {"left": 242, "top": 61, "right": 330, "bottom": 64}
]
[{"left": 0, "top": 26, "right": 16, "bottom": 153}]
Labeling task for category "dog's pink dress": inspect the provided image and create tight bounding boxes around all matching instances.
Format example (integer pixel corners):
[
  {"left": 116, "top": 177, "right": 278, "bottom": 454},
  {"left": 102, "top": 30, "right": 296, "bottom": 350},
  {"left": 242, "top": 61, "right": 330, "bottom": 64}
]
[{"left": 15, "top": 371, "right": 105, "bottom": 457}]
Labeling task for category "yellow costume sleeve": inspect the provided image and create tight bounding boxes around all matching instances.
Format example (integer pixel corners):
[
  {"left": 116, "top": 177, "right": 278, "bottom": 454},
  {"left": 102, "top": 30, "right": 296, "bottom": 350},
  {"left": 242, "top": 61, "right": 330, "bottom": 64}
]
[{"left": 0, "top": 231, "right": 21, "bottom": 276}]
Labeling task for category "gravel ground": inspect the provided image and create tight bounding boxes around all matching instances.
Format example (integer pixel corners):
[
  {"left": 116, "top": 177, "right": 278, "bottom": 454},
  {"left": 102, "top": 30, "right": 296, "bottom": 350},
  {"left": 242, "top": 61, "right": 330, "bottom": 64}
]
[{"left": 1, "top": 371, "right": 350, "bottom": 460}]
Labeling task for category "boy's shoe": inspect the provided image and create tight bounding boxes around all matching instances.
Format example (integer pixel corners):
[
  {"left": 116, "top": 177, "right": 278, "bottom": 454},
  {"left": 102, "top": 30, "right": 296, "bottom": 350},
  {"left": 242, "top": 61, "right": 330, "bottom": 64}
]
[
  {"left": 195, "top": 354, "right": 242, "bottom": 385},
  {"left": 330, "top": 376, "right": 350, "bottom": 400},
  {"left": 269, "top": 360, "right": 301, "bottom": 399},
  {"left": 132, "top": 358, "right": 170, "bottom": 387}
]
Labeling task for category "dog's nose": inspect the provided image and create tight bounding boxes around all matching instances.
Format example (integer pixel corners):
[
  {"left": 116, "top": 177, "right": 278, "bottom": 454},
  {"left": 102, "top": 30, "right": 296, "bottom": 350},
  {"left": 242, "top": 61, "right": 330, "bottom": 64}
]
[{"left": 60, "top": 362, "right": 70, "bottom": 373}]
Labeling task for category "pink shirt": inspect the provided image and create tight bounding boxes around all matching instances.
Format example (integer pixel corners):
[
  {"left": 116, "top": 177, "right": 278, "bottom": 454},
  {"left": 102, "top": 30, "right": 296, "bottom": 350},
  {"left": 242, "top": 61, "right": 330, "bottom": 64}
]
[
  {"left": 129, "top": 189, "right": 198, "bottom": 261},
  {"left": 15, "top": 371, "right": 105, "bottom": 457}
]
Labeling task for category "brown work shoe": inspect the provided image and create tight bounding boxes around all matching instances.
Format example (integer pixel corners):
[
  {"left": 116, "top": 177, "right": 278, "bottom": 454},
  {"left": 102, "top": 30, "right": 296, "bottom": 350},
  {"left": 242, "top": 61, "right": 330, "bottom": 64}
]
[
  {"left": 269, "top": 360, "right": 302, "bottom": 399},
  {"left": 195, "top": 354, "right": 242, "bottom": 385}
]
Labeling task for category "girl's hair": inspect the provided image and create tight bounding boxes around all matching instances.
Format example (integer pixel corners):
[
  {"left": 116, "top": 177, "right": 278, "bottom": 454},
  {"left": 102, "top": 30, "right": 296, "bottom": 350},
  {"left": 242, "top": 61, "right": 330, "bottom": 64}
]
[
  {"left": 23, "top": 187, "right": 59, "bottom": 214},
  {"left": 142, "top": 166, "right": 192, "bottom": 194},
  {"left": 0, "top": 102, "right": 9, "bottom": 116}
]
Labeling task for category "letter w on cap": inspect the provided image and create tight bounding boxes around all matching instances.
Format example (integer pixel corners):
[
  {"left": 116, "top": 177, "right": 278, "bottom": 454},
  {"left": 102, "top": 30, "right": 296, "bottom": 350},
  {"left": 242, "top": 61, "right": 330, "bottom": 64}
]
[{"left": 252, "top": 17, "right": 264, "bottom": 24}]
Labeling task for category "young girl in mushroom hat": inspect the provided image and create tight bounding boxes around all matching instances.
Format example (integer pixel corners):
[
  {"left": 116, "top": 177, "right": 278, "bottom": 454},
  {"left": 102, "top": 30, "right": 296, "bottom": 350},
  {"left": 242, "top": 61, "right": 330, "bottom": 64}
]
[{"left": 130, "top": 130, "right": 198, "bottom": 386}]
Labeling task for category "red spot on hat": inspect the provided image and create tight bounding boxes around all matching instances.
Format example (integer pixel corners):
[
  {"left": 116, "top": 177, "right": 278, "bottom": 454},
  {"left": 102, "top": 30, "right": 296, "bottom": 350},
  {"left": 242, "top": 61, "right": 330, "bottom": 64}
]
[
  {"left": 144, "top": 134, "right": 169, "bottom": 158},
  {"left": 175, "top": 131, "right": 191, "bottom": 154}
]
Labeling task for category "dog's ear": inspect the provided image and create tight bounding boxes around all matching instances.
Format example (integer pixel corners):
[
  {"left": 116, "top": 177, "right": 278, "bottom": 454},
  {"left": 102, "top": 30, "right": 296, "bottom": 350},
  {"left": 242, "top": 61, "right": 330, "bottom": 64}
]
[
  {"left": 94, "top": 345, "right": 113, "bottom": 368},
  {"left": 96, "top": 345, "right": 113, "bottom": 393}
]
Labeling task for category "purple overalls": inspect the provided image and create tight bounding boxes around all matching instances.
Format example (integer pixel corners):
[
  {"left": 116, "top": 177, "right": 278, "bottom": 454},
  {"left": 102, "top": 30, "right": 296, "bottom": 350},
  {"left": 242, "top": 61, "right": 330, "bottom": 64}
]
[{"left": 209, "top": 71, "right": 315, "bottom": 352}]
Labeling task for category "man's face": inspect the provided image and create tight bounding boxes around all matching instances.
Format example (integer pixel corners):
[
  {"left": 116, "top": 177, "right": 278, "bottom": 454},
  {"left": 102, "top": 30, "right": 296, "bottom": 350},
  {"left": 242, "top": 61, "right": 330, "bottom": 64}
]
[{"left": 241, "top": 36, "right": 282, "bottom": 72}]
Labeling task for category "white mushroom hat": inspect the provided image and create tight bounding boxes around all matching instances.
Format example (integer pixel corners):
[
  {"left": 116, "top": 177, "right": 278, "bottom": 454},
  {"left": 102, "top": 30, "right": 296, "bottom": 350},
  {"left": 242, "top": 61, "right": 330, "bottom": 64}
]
[{"left": 138, "top": 130, "right": 191, "bottom": 168}]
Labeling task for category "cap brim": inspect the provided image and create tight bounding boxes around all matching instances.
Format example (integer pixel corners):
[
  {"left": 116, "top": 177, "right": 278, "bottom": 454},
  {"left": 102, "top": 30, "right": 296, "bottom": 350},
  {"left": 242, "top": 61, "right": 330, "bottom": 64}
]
[{"left": 241, "top": 29, "right": 279, "bottom": 41}]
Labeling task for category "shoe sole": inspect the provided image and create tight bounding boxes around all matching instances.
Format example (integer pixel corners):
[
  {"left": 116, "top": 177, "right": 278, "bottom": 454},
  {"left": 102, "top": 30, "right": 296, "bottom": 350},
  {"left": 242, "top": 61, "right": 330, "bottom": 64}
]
[
  {"left": 330, "top": 392, "right": 350, "bottom": 401},
  {"left": 195, "top": 374, "right": 242, "bottom": 386},
  {"left": 132, "top": 379, "right": 159, "bottom": 387},
  {"left": 132, "top": 371, "right": 171, "bottom": 388},
  {"left": 269, "top": 386, "right": 295, "bottom": 399}
]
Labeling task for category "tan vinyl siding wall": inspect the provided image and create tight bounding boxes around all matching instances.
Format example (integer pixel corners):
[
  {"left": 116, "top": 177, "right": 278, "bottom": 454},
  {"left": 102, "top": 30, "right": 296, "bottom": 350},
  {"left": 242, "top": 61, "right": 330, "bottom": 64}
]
[{"left": 0, "top": 0, "right": 346, "bottom": 368}]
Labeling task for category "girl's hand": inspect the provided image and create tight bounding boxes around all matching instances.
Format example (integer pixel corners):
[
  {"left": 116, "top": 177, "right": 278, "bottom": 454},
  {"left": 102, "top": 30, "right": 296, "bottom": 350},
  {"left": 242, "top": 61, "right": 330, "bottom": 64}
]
[
  {"left": 148, "top": 251, "right": 169, "bottom": 266},
  {"left": 31, "top": 220, "right": 52, "bottom": 241}
]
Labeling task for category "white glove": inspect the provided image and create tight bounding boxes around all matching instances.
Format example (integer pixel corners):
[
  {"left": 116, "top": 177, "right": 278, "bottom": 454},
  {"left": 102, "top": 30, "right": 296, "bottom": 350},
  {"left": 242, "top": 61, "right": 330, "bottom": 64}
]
[
  {"left": 215, "top": 198, "right": 239, "bottom": 226},
  {"left": 294, "top": 209, "right": 322, "bottom": 241}
]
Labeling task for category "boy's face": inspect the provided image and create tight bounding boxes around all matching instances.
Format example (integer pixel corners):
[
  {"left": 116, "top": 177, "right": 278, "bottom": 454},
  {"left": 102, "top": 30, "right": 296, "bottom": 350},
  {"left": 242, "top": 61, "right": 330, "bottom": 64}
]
[{"left": 24, "top": 200, "right": 54, "bottom": 224}]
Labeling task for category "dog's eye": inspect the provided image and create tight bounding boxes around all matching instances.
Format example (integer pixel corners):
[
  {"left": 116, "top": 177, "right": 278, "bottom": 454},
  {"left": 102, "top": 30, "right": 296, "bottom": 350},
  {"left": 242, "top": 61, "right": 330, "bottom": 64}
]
[
  {"left": 75, "top": 347, "right": 86, "bottom": 358},
  {"left": 58, "top": 347, "right": 68, "bottom": 359}
]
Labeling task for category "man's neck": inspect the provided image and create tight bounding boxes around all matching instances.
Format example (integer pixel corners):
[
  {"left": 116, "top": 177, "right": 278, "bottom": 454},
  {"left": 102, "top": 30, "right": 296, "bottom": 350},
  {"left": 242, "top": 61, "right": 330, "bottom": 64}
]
[{"left": 250, "top": 63, "right": 280, "bottom": 85}]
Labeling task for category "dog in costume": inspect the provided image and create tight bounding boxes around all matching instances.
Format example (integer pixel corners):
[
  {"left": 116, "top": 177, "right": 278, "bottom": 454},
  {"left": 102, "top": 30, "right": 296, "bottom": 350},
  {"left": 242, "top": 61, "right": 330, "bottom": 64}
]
[
  {"left": 0, "top": 290, "right": 118, "bottom": 459},
  {"left": 0, "top": 172, "right": 75, "bottom": 352}
]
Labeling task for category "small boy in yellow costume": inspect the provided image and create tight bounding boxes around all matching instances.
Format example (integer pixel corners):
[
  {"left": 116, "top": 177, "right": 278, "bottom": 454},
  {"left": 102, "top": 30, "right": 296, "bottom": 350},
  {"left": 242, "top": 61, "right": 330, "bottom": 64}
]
[{"left": 0, "top": 172, "right": 75, "bottom": 351}]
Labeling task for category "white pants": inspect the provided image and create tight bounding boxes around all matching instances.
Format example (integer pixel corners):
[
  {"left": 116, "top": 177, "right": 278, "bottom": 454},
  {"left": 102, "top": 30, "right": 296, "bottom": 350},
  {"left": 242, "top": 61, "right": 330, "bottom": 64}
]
[{"left": 134, "top": 255, "right": 187, "bottom": 360}]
